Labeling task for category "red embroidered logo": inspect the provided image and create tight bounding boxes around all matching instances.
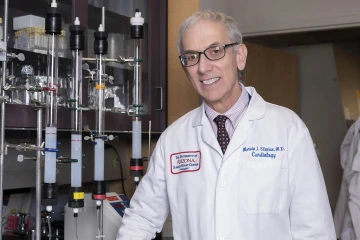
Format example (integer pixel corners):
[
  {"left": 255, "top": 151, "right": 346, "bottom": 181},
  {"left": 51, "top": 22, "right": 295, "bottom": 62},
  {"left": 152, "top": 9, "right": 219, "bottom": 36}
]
[{"left": 170, "top": 151, "right": 201, "bottom": 174}]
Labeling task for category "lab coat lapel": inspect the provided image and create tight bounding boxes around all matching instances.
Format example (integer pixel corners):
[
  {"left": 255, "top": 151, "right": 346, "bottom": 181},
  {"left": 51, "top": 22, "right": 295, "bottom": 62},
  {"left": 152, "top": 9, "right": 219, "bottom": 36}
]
[
  {"left": 224, "top": 114, "right": 254, "bottom": 161},
  {"left": 202, "top": 118, "right": 224, "bottom": 156},
  {"left": 193, "top": 105, "right": 224, "bottom": 157},
  {"left": 193, "top": 87, "right": 266, "bottom": 159},
  {"left": 223, "top": 87, "right": 266, "bottom": 161}
]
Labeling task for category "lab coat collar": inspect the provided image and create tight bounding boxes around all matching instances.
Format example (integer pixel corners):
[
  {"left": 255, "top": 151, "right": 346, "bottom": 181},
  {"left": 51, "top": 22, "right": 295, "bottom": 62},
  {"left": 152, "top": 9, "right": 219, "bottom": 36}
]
[
  {"left": 192, "top": 87, "right": 266, "bottom": 157},
  {"left": 192, "top": 86, "right": 266, "bottom": 128}
]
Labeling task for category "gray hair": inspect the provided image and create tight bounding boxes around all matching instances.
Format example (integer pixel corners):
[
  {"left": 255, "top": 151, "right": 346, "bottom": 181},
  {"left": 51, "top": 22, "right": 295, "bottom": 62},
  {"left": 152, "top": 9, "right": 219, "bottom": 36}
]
[{"left": 177, "top": 10, "right": 243, "bottom": 54}]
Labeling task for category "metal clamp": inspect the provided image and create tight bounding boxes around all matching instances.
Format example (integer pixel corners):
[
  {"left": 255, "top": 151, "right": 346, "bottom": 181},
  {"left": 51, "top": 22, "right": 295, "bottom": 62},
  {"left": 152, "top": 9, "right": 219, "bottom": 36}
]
[
  {"left": 0, "top": 41, "right": 7, "bottom": 62},
  {"left": 0, "top": 95, "right": 9, "bottom": 103},
  {"left": 127, "top": 104, "right": 145, "bottom": 117},
  {"left": 111, "top": 107, "right": 126, "bottom": 114},
  {"left": 56, "top": 157, "right": 78, "bottom": 164}
]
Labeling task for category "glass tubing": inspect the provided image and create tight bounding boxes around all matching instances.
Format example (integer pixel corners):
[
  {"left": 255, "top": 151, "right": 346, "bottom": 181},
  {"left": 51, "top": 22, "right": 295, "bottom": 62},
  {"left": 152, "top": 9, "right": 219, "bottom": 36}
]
[
  {"left": 71, "top": 49, "right": 83, "bottom": 188},
  {"left": 44, "top": 33, "right": 59, "bottom": 185}
]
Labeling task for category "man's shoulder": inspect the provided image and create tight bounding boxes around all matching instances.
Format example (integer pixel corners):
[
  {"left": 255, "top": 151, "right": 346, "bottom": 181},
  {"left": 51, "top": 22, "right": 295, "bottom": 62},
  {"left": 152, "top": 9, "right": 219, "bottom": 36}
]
[
  {"left": 266, "top": 102, "right": 297, "bottom": 117},
  {"left": 247, "top": 86, "right": 301, "bottom": 124},
  {"left": 264, "top": 102, "right": 304, "bottom": 127}
]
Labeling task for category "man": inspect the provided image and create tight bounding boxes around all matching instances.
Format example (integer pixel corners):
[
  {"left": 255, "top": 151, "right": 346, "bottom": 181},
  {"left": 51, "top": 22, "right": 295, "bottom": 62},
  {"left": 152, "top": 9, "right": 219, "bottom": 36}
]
[{"left": 117, "top": 10, "right": 336, "bottom": 240}]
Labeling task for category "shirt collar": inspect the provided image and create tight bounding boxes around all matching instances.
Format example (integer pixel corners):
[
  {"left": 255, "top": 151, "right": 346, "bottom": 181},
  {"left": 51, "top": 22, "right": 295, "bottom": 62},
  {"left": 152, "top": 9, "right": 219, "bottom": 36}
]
[{"left": 204, "top": 83, "right": 249, "bottom": 129}]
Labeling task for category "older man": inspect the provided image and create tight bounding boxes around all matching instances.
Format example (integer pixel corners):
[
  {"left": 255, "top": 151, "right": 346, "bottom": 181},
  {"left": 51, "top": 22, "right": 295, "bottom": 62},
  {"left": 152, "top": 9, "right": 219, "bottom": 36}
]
[{"left": 117, "top": 10, "right": 336, "bottom": 240}]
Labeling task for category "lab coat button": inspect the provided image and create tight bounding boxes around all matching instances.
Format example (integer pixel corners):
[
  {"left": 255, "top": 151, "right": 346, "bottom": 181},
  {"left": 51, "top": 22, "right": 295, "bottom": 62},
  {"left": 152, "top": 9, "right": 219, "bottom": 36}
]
[
  {"left": 219, "top": 236, "right": 226, "bottom": 240},
  {"left": 220, "top": 181, "right": 227, "bottom": 188}
]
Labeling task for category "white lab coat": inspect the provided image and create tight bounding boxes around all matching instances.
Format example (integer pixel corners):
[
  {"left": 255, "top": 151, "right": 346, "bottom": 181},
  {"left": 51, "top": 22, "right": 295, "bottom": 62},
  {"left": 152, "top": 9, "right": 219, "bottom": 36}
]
[
  {"left": 334, "top": 117, "right": 360, "bottom": 240},
  {"left": 117, "top": 87, "right": 336, "bottom": 240}
]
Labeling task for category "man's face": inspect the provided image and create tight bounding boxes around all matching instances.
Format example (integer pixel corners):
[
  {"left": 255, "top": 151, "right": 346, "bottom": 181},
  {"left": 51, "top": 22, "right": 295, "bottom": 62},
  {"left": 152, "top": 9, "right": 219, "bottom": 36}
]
[{"left": 181, "top": 20, "right": 247, "bottom": 113}]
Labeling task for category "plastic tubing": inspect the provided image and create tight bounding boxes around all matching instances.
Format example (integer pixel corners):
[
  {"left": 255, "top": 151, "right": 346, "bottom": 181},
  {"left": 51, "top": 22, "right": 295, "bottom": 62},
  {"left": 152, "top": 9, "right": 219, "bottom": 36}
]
[
  {"left": 71, "top": 134, "right": 82, "bottom": 187},
  {"left": 94, "top": 138, "right": 104, "bottom": 181},
  {"left": 132, "top": 38, "right": 142, "bottom": 159}
]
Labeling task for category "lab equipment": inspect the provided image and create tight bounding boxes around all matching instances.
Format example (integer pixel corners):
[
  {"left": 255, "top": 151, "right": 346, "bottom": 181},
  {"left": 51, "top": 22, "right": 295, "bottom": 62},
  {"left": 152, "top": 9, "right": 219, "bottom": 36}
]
[
  {"left": 41, "top": 1, "right": 61, "bottom": 217},
  {"left": 68, "top": 17, "right": 85, "bottom": 230},
  {"left": 64, "top": 193, "right": 129, "bottom": 240},
  {"left": 0, "top": 2, "right": 150, "bottom": 240},
  {"left": 129, "top": 9, "right": 146, "bottom": 186}
]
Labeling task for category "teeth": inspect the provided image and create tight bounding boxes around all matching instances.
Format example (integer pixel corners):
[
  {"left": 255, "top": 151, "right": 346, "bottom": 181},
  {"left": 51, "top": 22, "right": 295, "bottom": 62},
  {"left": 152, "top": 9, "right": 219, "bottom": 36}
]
[{"left": 202, "top": 77, "right": 219, "bottom": 85}]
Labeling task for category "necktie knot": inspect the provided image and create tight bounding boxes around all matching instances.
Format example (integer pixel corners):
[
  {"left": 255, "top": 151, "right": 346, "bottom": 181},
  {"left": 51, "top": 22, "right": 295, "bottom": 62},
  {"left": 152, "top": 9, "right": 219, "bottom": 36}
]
[
  {"left": 214, "top": 115, "right": 228, "bottom": 129},
  {"left": 214, "top": 115, "right": 229, "bottom": 154}
]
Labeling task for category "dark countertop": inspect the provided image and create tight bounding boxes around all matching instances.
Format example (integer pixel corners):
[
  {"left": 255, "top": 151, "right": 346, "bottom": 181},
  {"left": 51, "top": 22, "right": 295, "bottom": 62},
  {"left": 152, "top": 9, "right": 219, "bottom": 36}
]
[{"left": 2, "top": 236, "right": 27, "bottom": 240}]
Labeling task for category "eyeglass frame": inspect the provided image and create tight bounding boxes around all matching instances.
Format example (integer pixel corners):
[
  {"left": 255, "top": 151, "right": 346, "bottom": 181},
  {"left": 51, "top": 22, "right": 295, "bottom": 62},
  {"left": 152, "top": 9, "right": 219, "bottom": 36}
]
[{"left": 178, "top": 42, "right": 239, "bottom": 67}]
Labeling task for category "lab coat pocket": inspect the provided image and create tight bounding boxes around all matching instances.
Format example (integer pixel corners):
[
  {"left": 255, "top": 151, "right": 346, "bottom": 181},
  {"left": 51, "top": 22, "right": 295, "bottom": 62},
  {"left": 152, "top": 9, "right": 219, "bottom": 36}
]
[{"left": 238, "top": 158, "right": 288, "bottom": 214}]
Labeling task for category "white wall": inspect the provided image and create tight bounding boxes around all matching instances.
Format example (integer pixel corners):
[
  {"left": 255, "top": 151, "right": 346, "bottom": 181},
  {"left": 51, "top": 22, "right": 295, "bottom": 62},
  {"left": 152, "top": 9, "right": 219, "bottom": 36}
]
[
  {"left": 281, "top": 44, "right": 347, "bottom": 212},
  {"left": 201, "top": 0, "right": 360, "bottom": 36}
]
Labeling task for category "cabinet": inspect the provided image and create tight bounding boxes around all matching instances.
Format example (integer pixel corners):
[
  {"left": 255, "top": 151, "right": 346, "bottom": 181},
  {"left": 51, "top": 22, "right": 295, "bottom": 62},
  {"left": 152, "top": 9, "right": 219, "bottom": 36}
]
[
  {"left": 243, "top": 42, "right": 299, "bottom": 114},
  {"left": 167, "top": 0, "right": 201, "bottom": 125},
  {"left": 0, "top": 0, "right": 167, "bottom": 133}
]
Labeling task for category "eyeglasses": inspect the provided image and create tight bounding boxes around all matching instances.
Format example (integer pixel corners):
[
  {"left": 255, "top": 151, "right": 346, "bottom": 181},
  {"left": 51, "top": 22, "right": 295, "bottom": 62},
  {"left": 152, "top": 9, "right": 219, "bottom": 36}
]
[{"left": 179, "top": 43, "right": 238, "bottom": 67}]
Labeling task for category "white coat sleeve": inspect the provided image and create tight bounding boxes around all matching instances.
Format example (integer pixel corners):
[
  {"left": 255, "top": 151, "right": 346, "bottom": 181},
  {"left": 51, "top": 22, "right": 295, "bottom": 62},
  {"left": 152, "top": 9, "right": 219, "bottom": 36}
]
[
  {"left": 288, "top": 126, "right": 336, "bottom": 240},
  {"left": 116, "top": 136, "right": 169, "bottom": 240},
  {"left": 348, "top": 139, "right": 360, "bottom": 239},
  {"left": 333, "top": 124, "right": 354, "bottom": 238}
]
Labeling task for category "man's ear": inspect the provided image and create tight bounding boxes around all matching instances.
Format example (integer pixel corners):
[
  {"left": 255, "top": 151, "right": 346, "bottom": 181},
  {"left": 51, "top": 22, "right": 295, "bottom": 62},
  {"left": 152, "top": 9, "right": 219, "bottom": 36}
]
[{"left": 236, "top": 44, "right": 248, "bottom": 71}]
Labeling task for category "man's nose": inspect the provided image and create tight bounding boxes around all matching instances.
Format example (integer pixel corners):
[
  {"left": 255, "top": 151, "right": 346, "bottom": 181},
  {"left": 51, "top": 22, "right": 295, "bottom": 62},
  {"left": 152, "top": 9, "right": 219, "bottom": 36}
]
[{"left": 197, "top": 54, "right": 212, "bottom": 74}]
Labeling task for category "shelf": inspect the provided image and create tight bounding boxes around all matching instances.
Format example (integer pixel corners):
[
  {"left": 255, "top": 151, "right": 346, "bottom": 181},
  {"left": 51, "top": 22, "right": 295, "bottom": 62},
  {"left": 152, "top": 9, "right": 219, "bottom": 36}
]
[
  {"left": 0, "top": 0, "right": 71, "bottom": 24},
  {"left": 0, "top": 0, "right": 167, "bottom": 133}
]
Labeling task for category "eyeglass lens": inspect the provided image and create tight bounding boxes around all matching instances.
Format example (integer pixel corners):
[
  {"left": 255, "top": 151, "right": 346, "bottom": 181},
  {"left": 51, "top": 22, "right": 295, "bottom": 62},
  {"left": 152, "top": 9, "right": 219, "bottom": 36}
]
[{"left": 181, "top": 45, "right": 226, "bottom": 66}]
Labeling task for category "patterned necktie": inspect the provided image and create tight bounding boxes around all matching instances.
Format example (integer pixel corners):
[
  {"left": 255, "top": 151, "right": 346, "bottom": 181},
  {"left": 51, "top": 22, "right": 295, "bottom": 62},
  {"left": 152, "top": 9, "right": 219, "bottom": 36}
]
[{"left": 214, "top": 115, "right": 230, "bottom": 154}]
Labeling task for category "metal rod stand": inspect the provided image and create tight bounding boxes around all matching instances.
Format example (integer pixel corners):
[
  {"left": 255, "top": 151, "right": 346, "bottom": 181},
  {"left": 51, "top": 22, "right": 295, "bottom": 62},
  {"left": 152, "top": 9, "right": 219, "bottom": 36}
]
[
  {"left": 0, "top": 1, "right": 8, "bottom": 239},
  {"left": 36, "top": 108, "right": 42, "bottom": 240}
]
